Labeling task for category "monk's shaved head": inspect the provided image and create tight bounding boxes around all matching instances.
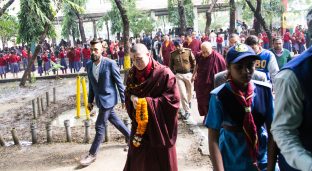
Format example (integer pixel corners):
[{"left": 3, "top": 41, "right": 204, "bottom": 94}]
[
  {"left": 130, "top": 43, "right": 150, "bottom": 70},
  {"left": 201, "top": 41, "right": 212, "bottom": 49},
  {"left": 201, "top": 42, "right": 213, "bottom": 57},
  {"left": 130, "top": 43, "right": 149, "bottom": 54}
]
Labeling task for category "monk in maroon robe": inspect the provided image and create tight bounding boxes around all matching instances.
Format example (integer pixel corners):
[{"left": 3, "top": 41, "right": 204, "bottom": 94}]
[
  {"left": 192, "top": 42, "right": 226, "bottom": 121},
  {"left": 124, "top": 43, "right": 180, "bottom": 171},
  {"left": 160, "top": 35, "right": 175, "bottom": 67},
  {"left": 183, "top": 33, "right": 201, "bottom": 56}
]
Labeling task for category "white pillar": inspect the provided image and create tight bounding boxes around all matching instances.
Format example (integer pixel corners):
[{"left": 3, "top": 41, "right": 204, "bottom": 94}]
[
  {"left": 93, "top": 20, "right": 97, "bottom": 39},
  {"left": 150, "top": 10, "right": 156, "bottom": 19},
  {"left": 150, "top": 11, "right": 157, "bottom": 36},
  {"left": 193, "top": 6, "right": 199, "bottom": 33}
]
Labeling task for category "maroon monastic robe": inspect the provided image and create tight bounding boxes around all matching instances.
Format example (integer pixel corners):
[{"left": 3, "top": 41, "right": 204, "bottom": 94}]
[
  {"left": 183, "top": 39, "right": 202, "bottom": 56},
  {"left": 161, "top": 41, "right": 175, "bottom": 67},
  {"left": 194, "top": 50, "right": 226, "bottom": 116},
  {"left": 124, "top": 58, "right": 180, "bottom": 171}
]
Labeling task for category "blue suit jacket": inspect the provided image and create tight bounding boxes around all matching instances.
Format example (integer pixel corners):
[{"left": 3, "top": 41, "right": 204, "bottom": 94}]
[{"left": 86, "top": 57, "right": 125, "bottom": 109}]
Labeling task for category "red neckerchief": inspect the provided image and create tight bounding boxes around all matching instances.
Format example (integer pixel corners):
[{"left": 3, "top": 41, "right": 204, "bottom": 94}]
[
  {"left": 229, "top": 80, "right": 259, "bottom": 169},
  {"left": 135, "top": 58, "right": 152, "bottom": 83}
]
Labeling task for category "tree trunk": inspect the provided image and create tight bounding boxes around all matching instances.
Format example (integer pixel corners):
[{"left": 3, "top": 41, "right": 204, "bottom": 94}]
[
  {"left": 205, "top": 0, "right": 217, "bottom": 34},
  {"left": 270, "top": 17, "right": 273, "bottom": 32},
  {"left": 72, "top": 28, "right": 76, "bottom": 46},
  {"left": 106, "top": 21, "right": 110, "bottom": 42},
  {"left": 1, "top": 37, "right": 6, "bottom": 49},
  {"left": 0, "top": 0, "right": 15, "bottom": 17},
  {"left": 177, "top": 0, "right": 186, "bottom": 35},
  {"left": 254, "top": 19, "right": 261, "bottom": 34},
  {"left": 229, "top": 0, "right": 236, "bottom": 34},
  {"left": 114, "top": 0, "right": 130, "bottom": 56},
  {"left": 246, "top": 0, "right": 272, "bottom": 47},
  {"left": 66, "top": 36, "right": 70, "bottom": 47},
  {"left": 19, "top": 0, "right": 63, "bottom": 86},
  {"left": 27, "top": 49, "right": 31, "bottom": 83},
  {"left": 20, "top": 23, "right": 49, "bottom": 86},
  {"left": 76, "top": 13, "right": 86, "bottom": 44},
  {"left": 205, "top": 11, "right": 212, "bottom": 34}
]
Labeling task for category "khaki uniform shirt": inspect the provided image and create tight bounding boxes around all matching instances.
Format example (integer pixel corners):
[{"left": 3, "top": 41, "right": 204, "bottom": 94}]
[{"left": 170, "top": 48, "right": 196, "bottom": 74}]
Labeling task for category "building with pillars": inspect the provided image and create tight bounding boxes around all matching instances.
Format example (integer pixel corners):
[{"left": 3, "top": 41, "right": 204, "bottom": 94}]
[
  {"left": 53, "top": 0, "right": 229, "bottom": 42},
  {"left": 1, "top": 0, "right": 229, "bottom": 47}
]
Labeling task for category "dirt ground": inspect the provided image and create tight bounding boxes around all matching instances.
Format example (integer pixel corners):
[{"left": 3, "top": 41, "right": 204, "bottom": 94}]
[{"left": 0, "top": 78, "right": 212, "bottom": 171}]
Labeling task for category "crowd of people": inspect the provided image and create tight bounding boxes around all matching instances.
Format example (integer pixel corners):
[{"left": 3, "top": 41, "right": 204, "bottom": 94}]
[
  {"left": 75, "top": 24, "right": 311, "bottom": 171},
  {"left": 0, "top": 39, "right": 125, "bottom": 79},
  {"left": 1, "top": 24, "right": 311, "bottom": 170},
  {"left": 0, "top": 24, "right": 308, "bottom": 80}
]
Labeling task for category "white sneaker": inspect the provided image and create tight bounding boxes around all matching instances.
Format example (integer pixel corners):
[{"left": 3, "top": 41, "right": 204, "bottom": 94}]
[{"left": 80, "top": 153, "right": 96, "bottom": 166}]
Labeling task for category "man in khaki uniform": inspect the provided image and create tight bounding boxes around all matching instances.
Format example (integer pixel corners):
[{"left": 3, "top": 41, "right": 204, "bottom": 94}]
[{"left": 170, "top": 39, "right": 196, "bottom": 120}]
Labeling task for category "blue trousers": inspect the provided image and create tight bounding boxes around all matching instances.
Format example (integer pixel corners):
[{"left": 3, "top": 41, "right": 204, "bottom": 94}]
[
  {"left": 283, "top": 42, "right": 292, "bottom": 52},
  {"left": 22, "top": 58, "right": 28, "bottom": 70},
  {"left": 89, "top": 106, "right": 130, "bottom": 155}
]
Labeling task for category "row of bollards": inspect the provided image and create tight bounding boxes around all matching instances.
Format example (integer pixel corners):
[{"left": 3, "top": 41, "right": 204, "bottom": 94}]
[
  {"left": 11, "top": 128, "right": 20, "bottom": 145},
  {"left": 0, "top": 128, "right": 22, "bottom": 147},
  {"left": 84, "top": 120, "right": 91, "bottom": 143},
  {"left": 30, "top": 120, "right": 92, "bottom": 144},
  {"left": 0, "top": 119, "right": 92, "bottom": 146},
  {"left": 31, "top": 122, "right": 37, "bottom": 144},
  {"left": 1, "top": 118, "right": 131, "bottom": 147},
  {"left": 0, "top": 134, "right": 6, "bottom": 146},
  {"left": 32, "top": 87, "right": 56, "bottom": 119},
  {"left": 64, "top": 120, "right": 72, "bottom": 142}
]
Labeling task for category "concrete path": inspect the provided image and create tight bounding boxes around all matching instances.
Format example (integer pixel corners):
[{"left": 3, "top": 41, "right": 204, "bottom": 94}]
[
  {"left": 186, "top": 97, "right": 209, "bottom": 156},
  {"left": 47, "top": 97, "right": 212, "bottom": 171}
]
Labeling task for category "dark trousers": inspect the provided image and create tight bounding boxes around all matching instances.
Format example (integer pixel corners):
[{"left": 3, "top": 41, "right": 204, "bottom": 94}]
[
  {"left": 89, "top": 106, "right": 130, "bottom": 155},
  {"left": 217, "top": 43, "right": 223, "bottom": 54}
]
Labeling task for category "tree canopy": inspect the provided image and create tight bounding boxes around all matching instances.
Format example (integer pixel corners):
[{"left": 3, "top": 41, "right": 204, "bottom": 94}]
[
  {"left": 17, "top": 0, "right": 56, "bottom": 44},
  {"left": 168, "top": 0, "right": 194, "bottom": 28},
  {"left": 0, "top": 13, "right": 18, "bottom": 43},
  {"left": 97, "top": 0, "right": 154, "bottom": 38},
  {"left": 61, "top": 3, "right": 81, "bottom": 39}
]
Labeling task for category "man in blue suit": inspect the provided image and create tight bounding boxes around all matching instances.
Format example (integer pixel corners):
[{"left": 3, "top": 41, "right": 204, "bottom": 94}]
[{"left": 80, "top": 38, "right": 130, "bottom": 166}]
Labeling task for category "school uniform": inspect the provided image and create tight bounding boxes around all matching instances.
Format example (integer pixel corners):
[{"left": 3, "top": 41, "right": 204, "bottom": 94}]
[{"left": 205, "top": 80, "right": 274, "bottom": 171}]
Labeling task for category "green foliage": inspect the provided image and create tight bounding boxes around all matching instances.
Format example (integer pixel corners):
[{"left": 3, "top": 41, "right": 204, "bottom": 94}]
[
  {"left": 65, "top": 0, "right": 86, "bottom": 14},
  {"left": 127, "top": 0, "right": 154, "bottom": 37},
  {"left": 0, "top": 13, "right": 18, "bottom": 40},
  {"left": 96, "top": 1, "right": 122, "bottom": 35},
  {"left": 240, "top": 1, "right": 253, "bottom": 23},
  {"left": 17, "top": 0, "right": 56, "bottom": 44},
  {"left": 97, "top": 13, "right": 110, "bottom": 30},
  {"left": 140, "top": 17, "right": 155, "bottom": 35},
  {"left": 168, "top": 0, "right": 194, "bottom": 27},
  {"left": 97, "top": 0, "right": 155, "bottom": 37},
  {"left": 60, "top": 0, "right": 86, "bottom": 40},
  {"left": 262, "top": 0, "right": 283, "bottom": 20},
  {"left": 61, "top": 3, "right": 80, "bottom": 38},
  {"left": 240, "top": 0, "right": 282, "bottom": 28}
]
